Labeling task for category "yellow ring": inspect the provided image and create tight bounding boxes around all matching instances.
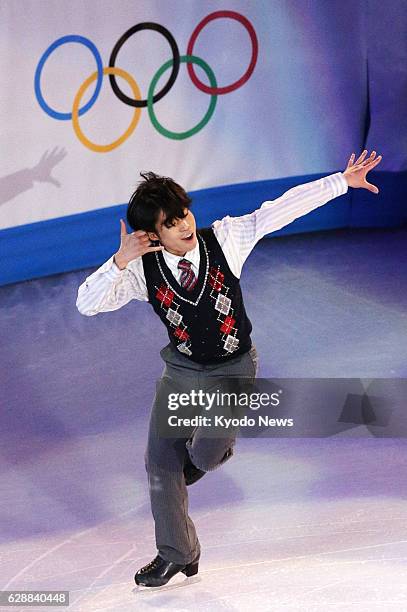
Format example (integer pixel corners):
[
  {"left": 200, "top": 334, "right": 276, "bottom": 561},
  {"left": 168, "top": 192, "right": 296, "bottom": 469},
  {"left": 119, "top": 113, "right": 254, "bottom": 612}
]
[{"left": 72, "top": 66, "right": 141, "bottom": 153}]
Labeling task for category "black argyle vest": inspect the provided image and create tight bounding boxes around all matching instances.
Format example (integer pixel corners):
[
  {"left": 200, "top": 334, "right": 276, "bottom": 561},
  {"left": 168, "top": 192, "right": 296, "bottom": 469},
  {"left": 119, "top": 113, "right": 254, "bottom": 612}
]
[{"left": 141, "top": 227, "right": 253, "bottom": 364}]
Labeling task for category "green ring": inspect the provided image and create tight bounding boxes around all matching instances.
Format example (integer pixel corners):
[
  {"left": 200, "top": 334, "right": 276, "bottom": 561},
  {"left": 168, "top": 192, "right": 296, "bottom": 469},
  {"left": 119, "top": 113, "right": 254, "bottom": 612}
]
[{"left": 147, "top": 54, "right": 217, "bottom": 140}]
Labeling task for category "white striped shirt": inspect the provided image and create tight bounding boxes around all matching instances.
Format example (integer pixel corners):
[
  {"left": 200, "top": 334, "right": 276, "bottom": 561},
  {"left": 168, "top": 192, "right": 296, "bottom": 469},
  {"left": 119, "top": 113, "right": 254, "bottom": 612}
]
[{"left": 76, "top": 172, "right": 348, "bottom": 316}]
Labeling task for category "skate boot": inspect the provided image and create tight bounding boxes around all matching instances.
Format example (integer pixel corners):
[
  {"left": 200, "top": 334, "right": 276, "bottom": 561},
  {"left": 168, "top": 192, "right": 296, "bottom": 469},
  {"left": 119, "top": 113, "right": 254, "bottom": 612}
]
[{"left": 134, "top": 553, "right": 200, "bottom": 587}]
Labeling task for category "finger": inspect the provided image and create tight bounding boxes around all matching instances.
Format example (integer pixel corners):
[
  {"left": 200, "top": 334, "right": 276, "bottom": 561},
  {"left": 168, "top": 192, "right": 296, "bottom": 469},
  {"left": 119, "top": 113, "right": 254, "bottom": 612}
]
[
  {"left": 120, "top": 219, "right": 128, "bottom": 236},
  {"left": 131, "top": 230, "right": 148, "bottom": 237},
  {"left": 365, "top": 181, "right": 379, "bottom": 194},
  {"left": 362, "top": 154, "right": 382, "bottom": 167},
  {"left": 355, "top": 149, "right": 368, "bottom": 164},
  {"left": 346, "top": 153, "right": 355, "bottom": 169},
  {"left": 146, "top": 245, "right": 165, "bottom": 252},
  {"left": 359, "top": 150, "right": 377, "bottom": 165}
]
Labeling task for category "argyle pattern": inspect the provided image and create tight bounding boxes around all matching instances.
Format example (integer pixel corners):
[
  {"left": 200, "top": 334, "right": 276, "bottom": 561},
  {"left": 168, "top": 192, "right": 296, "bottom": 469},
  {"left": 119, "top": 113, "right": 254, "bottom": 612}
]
[
  {"left": 208, "top": 265, "right": 239, "bottom": 353},
  {"left": 142, "top": 227, "right": 253, "bottom": 363},
  {"left": 154, "top": 261, "right": 240, "bottom": 356},
  {"left": 155, "top": 284, "right": 192, "bottom": 355}
]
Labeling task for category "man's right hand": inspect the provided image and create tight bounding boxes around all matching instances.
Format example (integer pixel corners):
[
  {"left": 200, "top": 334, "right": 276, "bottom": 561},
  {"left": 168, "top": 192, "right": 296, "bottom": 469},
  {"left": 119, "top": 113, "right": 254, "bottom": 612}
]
[{"left": 114, "top": 219, "right": 164, "bottom": 270}]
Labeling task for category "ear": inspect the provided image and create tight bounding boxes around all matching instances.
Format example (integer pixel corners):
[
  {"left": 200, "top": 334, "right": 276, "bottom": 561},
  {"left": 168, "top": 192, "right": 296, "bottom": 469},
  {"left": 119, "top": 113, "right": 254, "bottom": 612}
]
[{"left": 147, "top": 231, "right": 160, "bottom": 242}]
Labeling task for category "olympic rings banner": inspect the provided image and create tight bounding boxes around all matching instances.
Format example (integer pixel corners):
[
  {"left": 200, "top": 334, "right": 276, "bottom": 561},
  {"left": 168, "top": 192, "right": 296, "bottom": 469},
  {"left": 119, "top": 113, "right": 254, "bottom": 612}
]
[
  {"left": 34, "top": 13, "right": 258, "bottom": 151},
  {"left": 1, "top": 0, "right": 406, "bottom": 285}
]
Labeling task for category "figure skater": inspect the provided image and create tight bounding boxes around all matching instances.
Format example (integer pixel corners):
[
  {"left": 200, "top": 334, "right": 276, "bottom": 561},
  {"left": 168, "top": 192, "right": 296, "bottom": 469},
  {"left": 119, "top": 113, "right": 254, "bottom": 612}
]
[{"left": 76, "top": 149, "right": 381, "bottom": 587}]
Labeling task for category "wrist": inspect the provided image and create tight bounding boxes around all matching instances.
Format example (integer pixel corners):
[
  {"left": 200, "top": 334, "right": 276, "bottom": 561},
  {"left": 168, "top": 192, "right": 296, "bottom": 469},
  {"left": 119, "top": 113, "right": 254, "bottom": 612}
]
[
  {"left": 114, "top": 252, "right": 127, "bottom": 270},
  {"left": 342, "top": 171, "right": 351, "bottom": 187}
]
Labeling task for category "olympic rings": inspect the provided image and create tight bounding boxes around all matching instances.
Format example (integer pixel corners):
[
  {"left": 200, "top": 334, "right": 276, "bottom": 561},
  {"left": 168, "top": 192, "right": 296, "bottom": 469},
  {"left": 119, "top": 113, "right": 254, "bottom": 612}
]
[
  {"left": 108, "top": 22, "right": 180, "bottom": 108},
  {"left": 34, "top": 35, "right": 103, "bottom": 120},
  {"left": 148, "top": 55, "right": 217, "bottom": 140},
  {"left": 186, "top": 11, "right": 258, "bottom": 95},
  {"left": 72, "top": 67, "right": 142, "bottom": 153},
  {"left": 34, "top": 11, "right": 258, "bottom": 150}
]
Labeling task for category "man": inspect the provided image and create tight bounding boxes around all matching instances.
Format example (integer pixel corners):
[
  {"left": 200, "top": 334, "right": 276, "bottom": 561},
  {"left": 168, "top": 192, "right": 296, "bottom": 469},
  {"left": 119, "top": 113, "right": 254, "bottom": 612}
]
[{"left": 76, "top": 149, "right": 382, "bottom": 587}]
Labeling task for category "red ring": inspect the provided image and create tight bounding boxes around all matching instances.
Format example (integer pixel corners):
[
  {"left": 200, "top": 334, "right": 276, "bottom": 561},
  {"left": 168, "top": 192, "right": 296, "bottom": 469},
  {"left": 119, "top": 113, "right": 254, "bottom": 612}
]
[{"left": 186, "top": 10, "right": 258, "bottom": 95}]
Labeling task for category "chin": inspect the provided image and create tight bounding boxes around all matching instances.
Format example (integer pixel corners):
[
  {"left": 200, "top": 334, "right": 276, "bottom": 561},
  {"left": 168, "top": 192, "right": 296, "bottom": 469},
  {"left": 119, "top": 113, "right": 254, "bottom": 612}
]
[
  {"left": 185, "top": 240, "right": 197, "bottom": 251},
  {"left": 180, "top": 234, "right": 197, "bottom": 251}
]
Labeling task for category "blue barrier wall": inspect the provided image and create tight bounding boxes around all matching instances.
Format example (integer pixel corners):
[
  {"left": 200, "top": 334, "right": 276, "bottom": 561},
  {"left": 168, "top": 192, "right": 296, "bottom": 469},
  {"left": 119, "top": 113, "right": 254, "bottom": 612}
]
[{"left": 1, "top": 169, "right": 404, "bottom": 286}]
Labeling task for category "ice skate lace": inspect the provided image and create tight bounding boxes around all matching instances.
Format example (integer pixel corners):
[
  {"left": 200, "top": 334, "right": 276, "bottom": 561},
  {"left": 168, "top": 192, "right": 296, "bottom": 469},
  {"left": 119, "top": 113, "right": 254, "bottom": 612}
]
[{"left": 140, "top": 556, "right": 161, "bottom": 573}]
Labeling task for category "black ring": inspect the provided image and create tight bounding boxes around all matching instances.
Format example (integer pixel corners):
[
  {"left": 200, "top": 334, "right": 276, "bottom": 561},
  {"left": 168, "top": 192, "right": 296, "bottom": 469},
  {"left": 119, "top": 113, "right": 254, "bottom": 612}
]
[{"left": 108, "top": 22, "right": 180, "bottom": 108}]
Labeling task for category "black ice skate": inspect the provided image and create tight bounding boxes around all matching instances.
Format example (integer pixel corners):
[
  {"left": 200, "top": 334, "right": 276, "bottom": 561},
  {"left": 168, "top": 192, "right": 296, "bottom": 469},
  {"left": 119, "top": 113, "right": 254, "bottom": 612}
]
[
  {"left": 134, "top": 553, "right": 200, "bottom": 587},
  {"left": 183, "top": 454, "right": 206, "bottom": 486}
]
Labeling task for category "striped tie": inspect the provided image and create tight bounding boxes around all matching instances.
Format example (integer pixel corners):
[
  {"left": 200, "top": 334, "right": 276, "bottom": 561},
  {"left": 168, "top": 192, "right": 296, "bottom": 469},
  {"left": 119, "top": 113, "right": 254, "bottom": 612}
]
[{"left": 177, "top": 258, "right": 198, "bottom": 291}]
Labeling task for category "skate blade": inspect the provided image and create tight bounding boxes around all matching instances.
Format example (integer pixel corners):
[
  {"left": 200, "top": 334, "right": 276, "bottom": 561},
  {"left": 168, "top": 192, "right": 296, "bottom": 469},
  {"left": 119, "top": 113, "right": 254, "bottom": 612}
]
[{"left": 133, "top": 574, "right": 201, "bottom": 595}]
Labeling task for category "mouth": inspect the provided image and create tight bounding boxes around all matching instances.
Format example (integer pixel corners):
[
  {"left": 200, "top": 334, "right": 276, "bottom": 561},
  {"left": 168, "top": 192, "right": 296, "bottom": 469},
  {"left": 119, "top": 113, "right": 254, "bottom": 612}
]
[{"left": 181, "top": 232, "right": 194, "bottom": 243}]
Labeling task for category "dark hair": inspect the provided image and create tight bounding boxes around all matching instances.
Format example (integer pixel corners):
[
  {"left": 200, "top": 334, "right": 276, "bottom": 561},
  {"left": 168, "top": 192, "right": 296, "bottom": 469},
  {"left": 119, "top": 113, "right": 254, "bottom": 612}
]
[{"left": 126, "top": 171, "right": 192, "bottom": 234}]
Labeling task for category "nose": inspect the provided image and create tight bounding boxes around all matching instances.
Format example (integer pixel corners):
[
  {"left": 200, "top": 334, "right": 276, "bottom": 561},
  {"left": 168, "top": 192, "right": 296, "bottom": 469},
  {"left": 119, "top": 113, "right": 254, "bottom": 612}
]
[{"left": 179, "top": 218, "right": 189, "bottom": 230}]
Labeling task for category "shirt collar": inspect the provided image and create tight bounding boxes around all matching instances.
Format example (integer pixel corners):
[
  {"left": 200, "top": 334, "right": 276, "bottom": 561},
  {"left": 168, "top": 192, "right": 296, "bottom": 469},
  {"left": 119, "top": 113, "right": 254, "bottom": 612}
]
[{"left": 162, "top": 237, "right": 200, "bottom": 270}]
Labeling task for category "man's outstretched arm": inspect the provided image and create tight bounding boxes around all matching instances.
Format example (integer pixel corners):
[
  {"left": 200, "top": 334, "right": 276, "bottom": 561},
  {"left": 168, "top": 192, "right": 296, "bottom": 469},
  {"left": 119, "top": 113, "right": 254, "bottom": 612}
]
[{"left": 213, "top": 150, "right": 382, "bottom": 278}]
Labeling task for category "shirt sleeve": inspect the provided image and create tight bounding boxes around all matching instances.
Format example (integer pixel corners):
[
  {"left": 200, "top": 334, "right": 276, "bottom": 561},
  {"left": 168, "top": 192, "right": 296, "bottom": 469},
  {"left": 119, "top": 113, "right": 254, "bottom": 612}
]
[
  {"left": 212, "top": 171, "right": 348, "bottom": 278},
  {"left": 76, "top": 254, "right": 149, "bottom": 316}
]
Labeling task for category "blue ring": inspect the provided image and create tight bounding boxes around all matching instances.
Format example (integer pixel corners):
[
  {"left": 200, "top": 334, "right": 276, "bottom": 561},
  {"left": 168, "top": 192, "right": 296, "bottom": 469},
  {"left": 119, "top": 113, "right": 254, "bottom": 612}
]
[{"left": 34, "top": 35, "right": 103, "bottom": 121}]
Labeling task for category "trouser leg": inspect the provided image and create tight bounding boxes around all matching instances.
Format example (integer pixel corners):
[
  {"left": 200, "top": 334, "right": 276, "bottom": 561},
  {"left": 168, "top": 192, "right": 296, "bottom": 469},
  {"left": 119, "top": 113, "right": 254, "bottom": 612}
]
[
  {"left": 143, "top": 344, "right": 258, "bottom": 564},
  {"left": 144, "top": 372, "right": 200, "bottom": 566}
]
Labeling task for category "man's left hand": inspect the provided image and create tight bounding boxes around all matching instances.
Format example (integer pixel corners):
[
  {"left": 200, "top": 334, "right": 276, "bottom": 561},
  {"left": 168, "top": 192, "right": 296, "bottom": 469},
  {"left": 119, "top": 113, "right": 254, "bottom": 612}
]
[{"left": 343, "top": 149, "right": 382, "bottom": 193}]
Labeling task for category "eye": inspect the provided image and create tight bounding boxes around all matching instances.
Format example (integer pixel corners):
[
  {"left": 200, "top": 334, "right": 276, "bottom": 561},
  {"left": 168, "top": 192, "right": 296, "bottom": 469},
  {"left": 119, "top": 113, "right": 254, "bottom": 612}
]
[{"left": 165, "top": 219, "right": 177, "bottom": 228}]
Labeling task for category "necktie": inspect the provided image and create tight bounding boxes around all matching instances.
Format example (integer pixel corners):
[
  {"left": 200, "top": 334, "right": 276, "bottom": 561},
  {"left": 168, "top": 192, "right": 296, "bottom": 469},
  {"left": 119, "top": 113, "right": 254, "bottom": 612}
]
[{"left": 177, "top": 258, "right": 198, "bottom": 291}]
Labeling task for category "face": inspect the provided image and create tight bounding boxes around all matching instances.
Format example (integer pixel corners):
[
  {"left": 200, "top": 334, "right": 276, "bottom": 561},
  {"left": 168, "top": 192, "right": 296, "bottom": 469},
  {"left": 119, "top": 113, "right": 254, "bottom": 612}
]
[{"left": 148, "top": 208, "right": 197, "bottom": 256}]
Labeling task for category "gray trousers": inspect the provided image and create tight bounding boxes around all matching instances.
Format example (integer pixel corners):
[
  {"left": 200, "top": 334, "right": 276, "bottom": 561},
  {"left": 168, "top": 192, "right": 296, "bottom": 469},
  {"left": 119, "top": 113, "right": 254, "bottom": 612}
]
[{"left": 144, "top": 342, "right": 259, "bottom": 565}]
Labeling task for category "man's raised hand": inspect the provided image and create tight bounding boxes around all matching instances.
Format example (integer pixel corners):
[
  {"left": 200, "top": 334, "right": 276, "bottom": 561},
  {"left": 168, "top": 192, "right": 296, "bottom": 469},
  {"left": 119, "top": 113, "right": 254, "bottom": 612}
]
[
  {"left": 114, "top": 219, "right": 164, "bottom": 270},
  {"left": 343, "top": 149, "right": 382, "bottom": 194}
]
